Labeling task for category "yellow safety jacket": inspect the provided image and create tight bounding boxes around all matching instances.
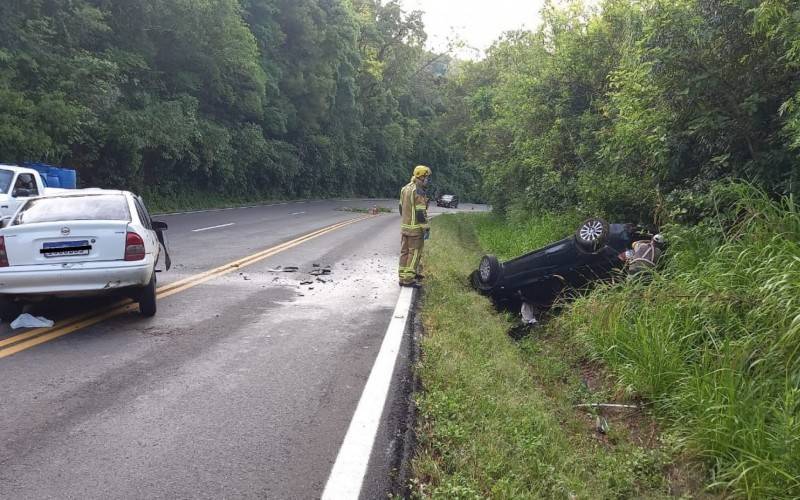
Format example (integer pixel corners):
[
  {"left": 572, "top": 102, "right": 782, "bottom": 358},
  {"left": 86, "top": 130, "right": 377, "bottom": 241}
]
[{"left": 399, "top": 179, "right": 428, "bottom": 236}]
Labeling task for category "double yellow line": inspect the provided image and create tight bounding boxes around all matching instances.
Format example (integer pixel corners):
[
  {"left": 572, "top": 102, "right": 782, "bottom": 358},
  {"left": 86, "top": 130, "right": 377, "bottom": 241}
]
[{"left": 0, "top": 216, "right": 372, "bottom": 359}]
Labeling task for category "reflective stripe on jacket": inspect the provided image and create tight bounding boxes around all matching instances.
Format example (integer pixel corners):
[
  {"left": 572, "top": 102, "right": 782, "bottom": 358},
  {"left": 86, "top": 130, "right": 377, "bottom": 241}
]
[{"left": 399, "top": 180, "right": 428, "bottom": 235}]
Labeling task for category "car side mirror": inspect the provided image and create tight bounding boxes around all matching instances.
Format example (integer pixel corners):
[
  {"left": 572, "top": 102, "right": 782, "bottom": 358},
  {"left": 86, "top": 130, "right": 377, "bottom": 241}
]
[
  {"left": 152, "top": 221, "right": 168, "bottom": 231},
  {"left": 0, "top": 216, "right": 11, "bottom": 228}
]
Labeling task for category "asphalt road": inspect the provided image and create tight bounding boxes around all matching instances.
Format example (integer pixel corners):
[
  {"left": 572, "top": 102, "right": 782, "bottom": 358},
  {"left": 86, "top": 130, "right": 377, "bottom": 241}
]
[{"left": 0, "top": 199, "right": 486, "bottom": 499}]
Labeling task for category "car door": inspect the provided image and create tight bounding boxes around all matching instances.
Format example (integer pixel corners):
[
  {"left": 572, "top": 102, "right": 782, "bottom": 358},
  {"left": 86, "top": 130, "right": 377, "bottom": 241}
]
[
  {"left": 6, "top": 173, "right": 40, "bottom": 217},
  {"left": 132, "top": 197, "right": 158, "bottom": 261}
]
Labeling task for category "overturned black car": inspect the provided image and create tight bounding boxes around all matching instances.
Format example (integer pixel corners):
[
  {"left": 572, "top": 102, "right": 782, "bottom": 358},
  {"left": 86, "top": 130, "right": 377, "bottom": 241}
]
[{"left": 471, "top": 218, "right": 660, "bottom": 310}]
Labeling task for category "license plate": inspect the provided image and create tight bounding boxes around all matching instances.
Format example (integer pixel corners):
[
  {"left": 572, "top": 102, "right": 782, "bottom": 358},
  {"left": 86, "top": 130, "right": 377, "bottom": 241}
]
[{"left": 41, "top": 240, "right": 91, "bottom": 257}]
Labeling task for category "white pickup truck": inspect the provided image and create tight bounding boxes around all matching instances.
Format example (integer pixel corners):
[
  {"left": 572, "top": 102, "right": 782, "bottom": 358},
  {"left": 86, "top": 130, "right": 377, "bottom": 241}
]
[{"left": 0, "top": 164, "right": 71, "bottom": 221}]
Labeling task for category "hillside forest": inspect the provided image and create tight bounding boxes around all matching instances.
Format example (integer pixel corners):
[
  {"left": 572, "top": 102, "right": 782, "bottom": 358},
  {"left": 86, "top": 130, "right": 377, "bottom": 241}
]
[{"left": 0, "top": 0, "right": 479, "bottom": 204}]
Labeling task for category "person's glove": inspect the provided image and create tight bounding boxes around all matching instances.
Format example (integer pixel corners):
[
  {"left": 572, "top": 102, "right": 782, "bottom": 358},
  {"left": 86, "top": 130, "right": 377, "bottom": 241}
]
[{"left": 424, "top": 228, "right": 430, "bottom": 240}]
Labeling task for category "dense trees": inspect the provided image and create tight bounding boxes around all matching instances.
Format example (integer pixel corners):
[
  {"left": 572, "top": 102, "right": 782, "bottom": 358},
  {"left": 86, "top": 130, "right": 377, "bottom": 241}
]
[
  {"left": 2, "top": 0, "right": 796, "bottom": 213},
  {"left": 449, "top": 0, "right": 800, "bottom": 220},
  {"left": 0, "top": 0, "right": 477, "bottom": 203}
]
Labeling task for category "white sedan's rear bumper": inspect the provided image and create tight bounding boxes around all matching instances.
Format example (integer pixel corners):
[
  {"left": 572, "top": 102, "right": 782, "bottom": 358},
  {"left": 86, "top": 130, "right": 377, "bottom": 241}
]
[{"left": 0, "top": 258, "right": 154, "bottom": 296}]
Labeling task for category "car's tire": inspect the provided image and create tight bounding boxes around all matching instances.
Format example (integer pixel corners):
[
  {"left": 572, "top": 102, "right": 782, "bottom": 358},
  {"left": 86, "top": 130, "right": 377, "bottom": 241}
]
[
  {"left": 138, "top": 272, "right": 157, "bottom": 317},
  {"left": 0, "top": 296, "right": 22, "bottom": 323},
  {"left": 478, "top": 254, "right": 502, "bottom": 287},
  {"left": 575, "top": 218, "right": 609, "bottom": 252}
]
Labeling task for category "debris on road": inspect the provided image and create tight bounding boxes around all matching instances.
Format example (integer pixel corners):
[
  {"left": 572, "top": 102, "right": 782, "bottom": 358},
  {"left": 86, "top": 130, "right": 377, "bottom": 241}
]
[
  {"left": 309, "top": 268, "right": 331, "bottom": 276},
  {"left": 10, "top": 313, "right": 54, "bottom": 329},
  {"left": 282, "top": 266, "right": 299, "bottom": 273}
]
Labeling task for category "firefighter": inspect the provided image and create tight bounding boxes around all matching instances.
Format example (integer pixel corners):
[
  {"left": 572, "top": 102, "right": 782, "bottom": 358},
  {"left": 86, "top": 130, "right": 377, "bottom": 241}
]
[{"left": 398, "top": 165, "right": 431, "bottom": 287}]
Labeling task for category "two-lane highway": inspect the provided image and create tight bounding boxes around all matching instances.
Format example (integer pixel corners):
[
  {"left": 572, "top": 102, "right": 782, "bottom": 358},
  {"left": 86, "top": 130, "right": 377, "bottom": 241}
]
[{"left": 0, "top": 199, "right": 484, "bottom": 499}]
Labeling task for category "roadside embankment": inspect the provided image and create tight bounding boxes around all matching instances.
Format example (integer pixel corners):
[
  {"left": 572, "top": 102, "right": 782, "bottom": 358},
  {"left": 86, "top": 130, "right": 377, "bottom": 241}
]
[
  {"left": 410, "top": 214, "right": 682, "bottom": 499},
  {"left": 410, "top": 186, "right": 800, "bottom": 498}
]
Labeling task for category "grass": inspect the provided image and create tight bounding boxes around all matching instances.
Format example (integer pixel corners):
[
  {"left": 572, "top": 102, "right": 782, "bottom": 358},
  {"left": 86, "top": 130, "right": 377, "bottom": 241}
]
[
  {"left": 558, "top": 186, "right": 800, "bottom": 498},
  {"left": 411, "top": 213, "right": 684, "bottom": 499},
  {"left": 413, "top": 184, "right": 800, "bottom": 499},
  {"left": 143, "top": 189, "right": 287, "bottom": 214},
  {"left": 473, "top": 211, "right": 581, "bottom": 261},
  {"left": 141, "top": 189, "right": 388, "bottom": 215}
]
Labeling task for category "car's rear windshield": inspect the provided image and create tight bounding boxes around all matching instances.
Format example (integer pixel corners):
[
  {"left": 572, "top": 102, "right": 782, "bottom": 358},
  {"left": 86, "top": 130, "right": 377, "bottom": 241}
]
[
  {"left": 0, "top": 169, "right": 13, "bottom": 194},
  {"left": 13, "top": 194, "right": 130, "bottom": 225}
]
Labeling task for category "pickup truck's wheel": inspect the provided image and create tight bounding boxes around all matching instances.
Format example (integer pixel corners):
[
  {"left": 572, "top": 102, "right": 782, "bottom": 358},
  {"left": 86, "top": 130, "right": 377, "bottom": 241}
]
[
  {"left": 138, "top": 272, "right": 157, "bottom": 317},
  {"left": 0, "top": 296, "right": 22, "bottom": 323},
  {"left": 478, "top": 255, "right": 502, "bottom": 287},
  {"left": 575, "top": 218, "right": 609, "bottom": 252}
]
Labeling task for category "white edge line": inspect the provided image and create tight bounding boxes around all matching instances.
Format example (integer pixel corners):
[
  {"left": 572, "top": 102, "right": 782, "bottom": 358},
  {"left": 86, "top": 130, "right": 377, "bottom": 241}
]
[
  {"left": 191, "top": 222, "right": 236, "bottom": 233},
  {"left": 289, "top": 211, "right": 306, "bottom": 216},
  {"left": 321, "top": 286, "right": 415, "bottom": 500}
]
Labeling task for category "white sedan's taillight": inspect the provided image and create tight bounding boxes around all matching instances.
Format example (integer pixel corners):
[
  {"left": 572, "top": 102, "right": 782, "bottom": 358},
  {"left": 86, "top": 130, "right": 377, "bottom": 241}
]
[
  {"left": 0, "top": 236, "right": 7, "bottom": 267},
  {"left": 124, "top": 232, "right": 146, "bottom": 261}
]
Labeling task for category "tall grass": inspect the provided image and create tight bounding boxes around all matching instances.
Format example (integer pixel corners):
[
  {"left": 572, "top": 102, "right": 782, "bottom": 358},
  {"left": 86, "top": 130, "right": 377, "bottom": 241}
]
[
  {"left": 473, "top": 211, "right": 581, "bottom": 261},
  {"left": 558, "top": 184, "right": 800, "bottom": 497},
  {"left": 412, "top": 215, "right": 678, "bottom": 498}
]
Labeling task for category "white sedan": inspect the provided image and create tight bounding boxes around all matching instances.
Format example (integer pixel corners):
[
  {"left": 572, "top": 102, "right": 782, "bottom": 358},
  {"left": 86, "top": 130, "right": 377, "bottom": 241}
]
[{"left": 0, "top": 190, "right": 170, "bottom": 321}]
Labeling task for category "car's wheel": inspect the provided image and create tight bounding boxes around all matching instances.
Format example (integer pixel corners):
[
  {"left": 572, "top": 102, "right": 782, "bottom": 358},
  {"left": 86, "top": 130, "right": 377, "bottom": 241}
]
[
  {"left": 0, "top": 296, "right": 22, "bottom": 323},
  {"left": 575, "top": 218, "right": 609, "bottom": 252},
  {"left": 138, "top": 272, "right": 157, "bottom": 317},
  {"left": 478, "top": 254, "right": 502, "bottom": 287}
]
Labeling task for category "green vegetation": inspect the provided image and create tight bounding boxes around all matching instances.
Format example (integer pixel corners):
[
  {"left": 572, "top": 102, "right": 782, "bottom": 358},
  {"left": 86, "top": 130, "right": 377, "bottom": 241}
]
[
  {"left": 562, "top": 185, "right": 800, "bottom": 498},
  {"left": 5, "top": 1, "right": 800, "bottom": 496},
  {"left": 415, "top": 185, "right": 800, "bottom": 498},
  {"left": 0, "top": 1, "right": 478, "bottom": 202},
  {"left": 443, "top": 0, "right": 799, "bottom": 220},
  {"left": 409, "top": 1, "right": 800, "bottom": 493},
  {"left": 413, "top": 214, "right": 692, "bottom": 499}
]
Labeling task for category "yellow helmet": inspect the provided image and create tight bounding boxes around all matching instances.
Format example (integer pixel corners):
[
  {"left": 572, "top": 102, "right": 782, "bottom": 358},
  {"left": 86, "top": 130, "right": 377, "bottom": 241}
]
[{"left": 413, "top": 165, "right": 432, "bottom": 178}]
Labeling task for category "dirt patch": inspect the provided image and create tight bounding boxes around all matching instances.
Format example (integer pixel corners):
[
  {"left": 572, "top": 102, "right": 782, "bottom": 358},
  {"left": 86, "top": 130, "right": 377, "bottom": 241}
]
[{"left": 665, "top": 455, "right": 720, "bottom": 499}]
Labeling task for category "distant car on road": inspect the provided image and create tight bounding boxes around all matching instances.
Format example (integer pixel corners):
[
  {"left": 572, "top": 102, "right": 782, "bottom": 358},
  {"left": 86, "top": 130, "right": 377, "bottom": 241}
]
[
  {"left": 0, "top": 190, "right": 170, "bottom": 321},
  {"left": 436, "top": 194, "right": 459, "bottom": 208},
  {"left": 472, "top": 218, "right": 657, "bottom": 308}
]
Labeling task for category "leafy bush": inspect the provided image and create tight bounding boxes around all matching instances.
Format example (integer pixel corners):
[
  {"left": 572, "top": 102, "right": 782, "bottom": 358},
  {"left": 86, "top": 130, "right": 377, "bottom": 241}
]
[{"left": 560, "top": 184, "right": 800, "bottom": 497}]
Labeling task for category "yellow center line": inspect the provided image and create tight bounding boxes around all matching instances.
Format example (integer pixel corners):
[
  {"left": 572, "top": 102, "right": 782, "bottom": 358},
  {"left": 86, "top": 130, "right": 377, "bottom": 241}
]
[{"left": 0, "top": 216, "right": 373, "bottom": 359}]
